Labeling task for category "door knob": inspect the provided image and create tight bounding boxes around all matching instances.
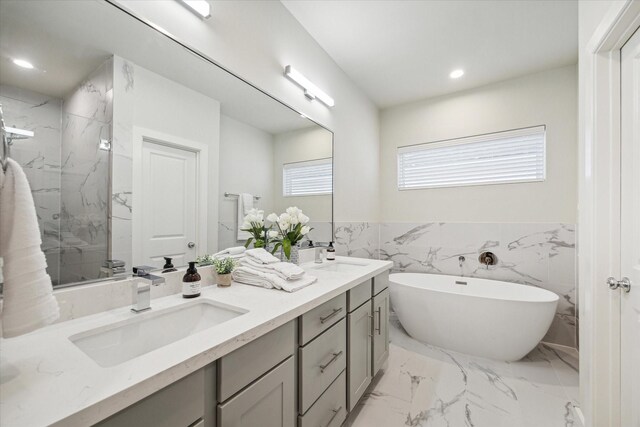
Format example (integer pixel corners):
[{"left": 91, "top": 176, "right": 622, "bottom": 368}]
[
  {"left": 607, "top": 276, "right": 631, "bottom": 293},
  {"left": 187, "top": 242, "right": 196, "bottom": 249}
]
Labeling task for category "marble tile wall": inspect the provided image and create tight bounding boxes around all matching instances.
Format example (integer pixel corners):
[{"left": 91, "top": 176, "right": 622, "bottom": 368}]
[
  {"left": 331, "top": 221, "right": 577, "bottom": 348},
  {"left": 109, "top": 56, "right": 135, "bottom": 271},
  {"left": 59, "top": 58, "right": 113, "bottom": 284},
  {"left": 0, "top": 85, "right": 63, "bottom": 285}
]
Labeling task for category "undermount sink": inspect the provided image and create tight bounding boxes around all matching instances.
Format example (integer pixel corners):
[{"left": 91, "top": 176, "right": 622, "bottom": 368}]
[
  {"left": 69, "top": 300, "right": 247, "bottom": 367},
  {"left": 310, "top": 259, "right": 369, "bottom": 273}
]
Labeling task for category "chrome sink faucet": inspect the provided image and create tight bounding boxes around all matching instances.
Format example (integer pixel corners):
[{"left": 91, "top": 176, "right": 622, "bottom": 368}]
[{"left": 131, "top": 266, "right": 165, "bottom": 313}]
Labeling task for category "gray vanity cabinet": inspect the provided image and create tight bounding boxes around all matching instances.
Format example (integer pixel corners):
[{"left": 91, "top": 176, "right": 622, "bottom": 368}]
[
  {"left": 372, "top": 288, "right": 390, "bottom": 375},
  {"left": 347, "top": 298, "right": 372, "bottom": 411},
  {"left": 94, "top": 366, "right": 212, "bottom": 427},
  {"left": 218, "top": 356, "right": 296, "bottom": 427}
]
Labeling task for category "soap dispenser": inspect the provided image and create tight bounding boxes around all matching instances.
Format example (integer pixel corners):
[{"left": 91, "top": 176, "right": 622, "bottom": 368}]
[
  {"left": 326, "top": 242, "right": 336, "bottom": 261},
  {"left": 162, "top": 257, "right": 177, "bottom": 273},
  {"left": 182, "top": 261, "right": 201, "bottom": 298}
]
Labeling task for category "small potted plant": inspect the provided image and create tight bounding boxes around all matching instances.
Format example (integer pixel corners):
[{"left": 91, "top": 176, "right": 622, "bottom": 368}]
[
  {"left": 213, "top": 257, "right": 236, "bottom": 287},
  {"left": 196, "top": 254, "right": 215, "bottom": 267}
]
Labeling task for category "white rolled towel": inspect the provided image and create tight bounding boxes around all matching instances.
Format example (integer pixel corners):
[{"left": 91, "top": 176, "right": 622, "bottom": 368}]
[
  {"left": 0, "top": 159, "right": 60, "bottom": 338},
  {"left": 245, "top": 248, "right": 280, "bottom": 264}
]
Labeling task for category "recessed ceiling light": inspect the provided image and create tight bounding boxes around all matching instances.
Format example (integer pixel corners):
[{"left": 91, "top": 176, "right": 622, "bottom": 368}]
[
  {"left": 13, "top": 59, "right": 34, "bottom": 69},
  {"left": 449, "top": 69, "right": 464, "bottom": 79}
]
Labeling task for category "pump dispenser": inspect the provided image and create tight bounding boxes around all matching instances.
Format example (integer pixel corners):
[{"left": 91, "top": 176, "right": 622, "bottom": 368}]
[
  {"left": 182, "top": 261, "right": 201, "bottom": 298},
  {"left": 326, "top": 242, "right": 336, "bottom": 261}
]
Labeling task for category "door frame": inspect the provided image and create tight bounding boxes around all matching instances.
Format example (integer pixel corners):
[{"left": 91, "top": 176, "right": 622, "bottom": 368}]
[
  {"left": 579, "top": 1, "right": 640, "bottom": 426},
  {"left": 132, "top": 126, "right": 209, "bottom": 266}
]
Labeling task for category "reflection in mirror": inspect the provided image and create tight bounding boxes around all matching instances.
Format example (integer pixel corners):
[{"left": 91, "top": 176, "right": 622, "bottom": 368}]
[{"left": 0, "top": 0, "right": 333, "bottom": 288}]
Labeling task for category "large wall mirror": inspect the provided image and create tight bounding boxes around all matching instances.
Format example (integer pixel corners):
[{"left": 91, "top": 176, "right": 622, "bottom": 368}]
[{"left": 0, "top": 0, "right": 333, "bottom": 288}]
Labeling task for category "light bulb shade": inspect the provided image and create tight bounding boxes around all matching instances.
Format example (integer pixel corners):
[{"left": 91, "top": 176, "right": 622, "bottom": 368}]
[
  {"left": 179, "top": 0, "right": 211, "bottom": 18},
  {"left": 284, "top": 65, "right": 335, "bottom": 107}
]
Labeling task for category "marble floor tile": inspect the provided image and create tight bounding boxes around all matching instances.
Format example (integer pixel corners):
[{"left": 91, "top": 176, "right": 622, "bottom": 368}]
[{"left": 345, "top": 313, "right": 580, "bottom": 427}]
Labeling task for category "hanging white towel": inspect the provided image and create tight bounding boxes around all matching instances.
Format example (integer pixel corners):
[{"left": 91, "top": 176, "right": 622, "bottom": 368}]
[
  {"left": 0, "top": 158, "right": 60, "bottom": 338},
  {"left": 236, "top": 193, "right": 254, "bottom": 241}
]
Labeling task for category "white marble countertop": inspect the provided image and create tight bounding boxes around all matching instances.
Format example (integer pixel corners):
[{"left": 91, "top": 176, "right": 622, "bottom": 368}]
[{"left": 0, "top": 257, "right": 392, "bottom": 427}]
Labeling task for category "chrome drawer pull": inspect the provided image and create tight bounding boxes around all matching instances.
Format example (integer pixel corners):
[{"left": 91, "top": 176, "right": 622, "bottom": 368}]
[
  {"left": 319, "top": 351, "right": 343, "bottom": 373},
  {"left": 375, "top": 307, "right": 382, "bottom": 335},
  {"left": 320, "top": 307, "right": 343, "bottom": 324},
  {"left": 323, "top": 406, "right": 342, "bottom": 427}
]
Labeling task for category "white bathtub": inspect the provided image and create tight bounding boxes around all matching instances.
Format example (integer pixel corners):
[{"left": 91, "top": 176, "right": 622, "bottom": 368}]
[{"left": 390, "top": 273, "right": 558, "bottom": 361}]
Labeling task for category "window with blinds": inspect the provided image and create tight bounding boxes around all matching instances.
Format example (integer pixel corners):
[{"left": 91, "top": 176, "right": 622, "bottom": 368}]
[
  {"left": 283, "top": 158, "right": 333, "bottom": 196},
  {"left": 397, "top": 126, "right": 546, "bottom": 190}
]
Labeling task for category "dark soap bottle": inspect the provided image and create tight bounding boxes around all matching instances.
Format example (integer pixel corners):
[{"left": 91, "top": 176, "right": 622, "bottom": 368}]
[{"left": 182, "top": 261, "right": 201, "bottom": 298}]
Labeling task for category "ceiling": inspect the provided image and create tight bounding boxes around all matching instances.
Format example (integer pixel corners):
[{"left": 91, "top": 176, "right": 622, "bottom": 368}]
[
  {"left": 0, "top": 0, "right": 315, "bottom": 135},
  {"left": 282, "top": 0, "right": 578, "bottom": 108}
]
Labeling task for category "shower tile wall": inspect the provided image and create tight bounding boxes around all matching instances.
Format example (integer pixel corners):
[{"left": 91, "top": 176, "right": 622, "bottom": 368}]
[
  {"left": 59, "top": 59, "right": 113, "bottom": 284},
  {"left": 109, "top": 56, "right": 135, "bottom": 271},
  {"left": 0, "top": 85, "right": 63, "bottom": 284},
  {"left": 331, "top": 221, "right": 577, "bottom": 348}
]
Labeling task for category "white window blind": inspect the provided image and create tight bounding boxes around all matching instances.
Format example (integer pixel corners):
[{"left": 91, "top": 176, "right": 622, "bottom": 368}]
[
  {"left": 283, "top": 158, "right": 333, "bottom": 196},
  {"left": 397, "top": 126, "right": 546, "bottom": 190}
]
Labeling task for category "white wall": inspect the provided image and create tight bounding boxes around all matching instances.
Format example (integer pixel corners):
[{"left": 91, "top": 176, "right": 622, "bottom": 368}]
[
  {"left": 380, "top": 64, "right": 578, "bottom": 223},
  {"left": 129, "top": 62, "right": 220, "bottom": 256},
  {"left": 112, "top": 0, "right": 380, "bottom": 224},
  {"left": 218, "top": 114, "right": 274, "bottom": 249},
  {"left": 273, "top": 126, "right": 333, "bottom": 220}
]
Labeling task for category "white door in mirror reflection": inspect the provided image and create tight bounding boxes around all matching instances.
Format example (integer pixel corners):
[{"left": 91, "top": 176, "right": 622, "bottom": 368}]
[{"left": 140, "top": 141, "right": 197, "bottom": 267}]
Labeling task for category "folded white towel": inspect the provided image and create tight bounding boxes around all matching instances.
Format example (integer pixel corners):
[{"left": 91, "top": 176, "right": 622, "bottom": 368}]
[
  {"left": 236, "top": 193, "right": 254, "bottom": 241},
  {"left": 0, "top": 159, "right": 60, "bottom": 338},
  {"left": 214, "top": 246, "right": 246, "bottom": 257},
  {"left": 245, "top": 248, "right": 280, "bottom": 264},
  {"left": 232, "top": 266, "right": 317, "bottom": 292},
  {"left": 239, "top": 258, "right": 306, "bottom": 281},
  {"left": 213, "top": 253, "right": 245, "bottom": 261}
]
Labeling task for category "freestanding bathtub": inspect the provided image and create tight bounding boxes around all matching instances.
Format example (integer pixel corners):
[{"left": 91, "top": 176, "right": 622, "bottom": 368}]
[{"left": 389, "top": 273, "right": 559, "bottom": 361}]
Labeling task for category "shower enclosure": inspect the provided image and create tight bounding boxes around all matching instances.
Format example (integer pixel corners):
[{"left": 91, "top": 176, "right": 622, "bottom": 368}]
[{"left": 0, "top": 58, "right": 112, "bottom": 286}]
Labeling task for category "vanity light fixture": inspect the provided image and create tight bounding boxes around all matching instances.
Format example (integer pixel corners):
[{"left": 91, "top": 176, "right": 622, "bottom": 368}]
[
  {"left": 179, "top": 0, "right": 211, "bottom": 19},
  {"left": 284, "top": 65, "right": 335, "bottom": 107},
  {"left": 13, "top": 59, "right": 34, "bottom": 69},
  {"left": 449, "top": 69, "right": 464, "bottom": 79}
]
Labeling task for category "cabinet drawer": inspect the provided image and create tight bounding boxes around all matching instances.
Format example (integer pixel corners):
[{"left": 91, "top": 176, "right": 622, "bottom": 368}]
[
  {"left": 372, "top": 271, "right": 389, "bottom": 296},
  {"left": 95, "top": 369, "right": 204, "bottom": 427},
  {"left": 218, "top": 320, "right": 295, "bottom": 402},
  {"left": 298, "top": 371, "right": 347, "bottom": 427},
  {"left": 299, "top": 293, "right": 346, "bottom": 345},
  {"left": 348, "top": 279, "right": 371, "bottom": 312},
  {"left": 218, "top": 356, "right": 295, "bottom": 427},
  {"left": 299, "top": 318, "right": 347, "bottom": 413}
]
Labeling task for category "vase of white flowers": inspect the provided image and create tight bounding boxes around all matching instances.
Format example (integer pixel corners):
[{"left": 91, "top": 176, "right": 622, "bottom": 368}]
[
  {"left": 241, "top": 208, "right": 270, "bottom": 249},
  {"left": 267, "top": 207, "right": 312, "bottom": 264}
]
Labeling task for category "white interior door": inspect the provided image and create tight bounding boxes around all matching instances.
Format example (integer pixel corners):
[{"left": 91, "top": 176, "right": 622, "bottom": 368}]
[
  {"left": 140, "top": 140, "right": 198, "bottom": 268},
  {"left": 621, "top": 27, "right": 640, "bottom": 427}
]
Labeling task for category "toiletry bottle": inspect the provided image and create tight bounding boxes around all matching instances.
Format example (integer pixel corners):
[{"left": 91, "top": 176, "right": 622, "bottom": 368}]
[
  {"left": 182, "top": 261, "right": 201, "bottom": 298},
  {"left": 162, "top": 257, "right": 177, "bottom": 273},
  {"left": 326, "top": 242, "right": 336, "bottom": 261}
]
